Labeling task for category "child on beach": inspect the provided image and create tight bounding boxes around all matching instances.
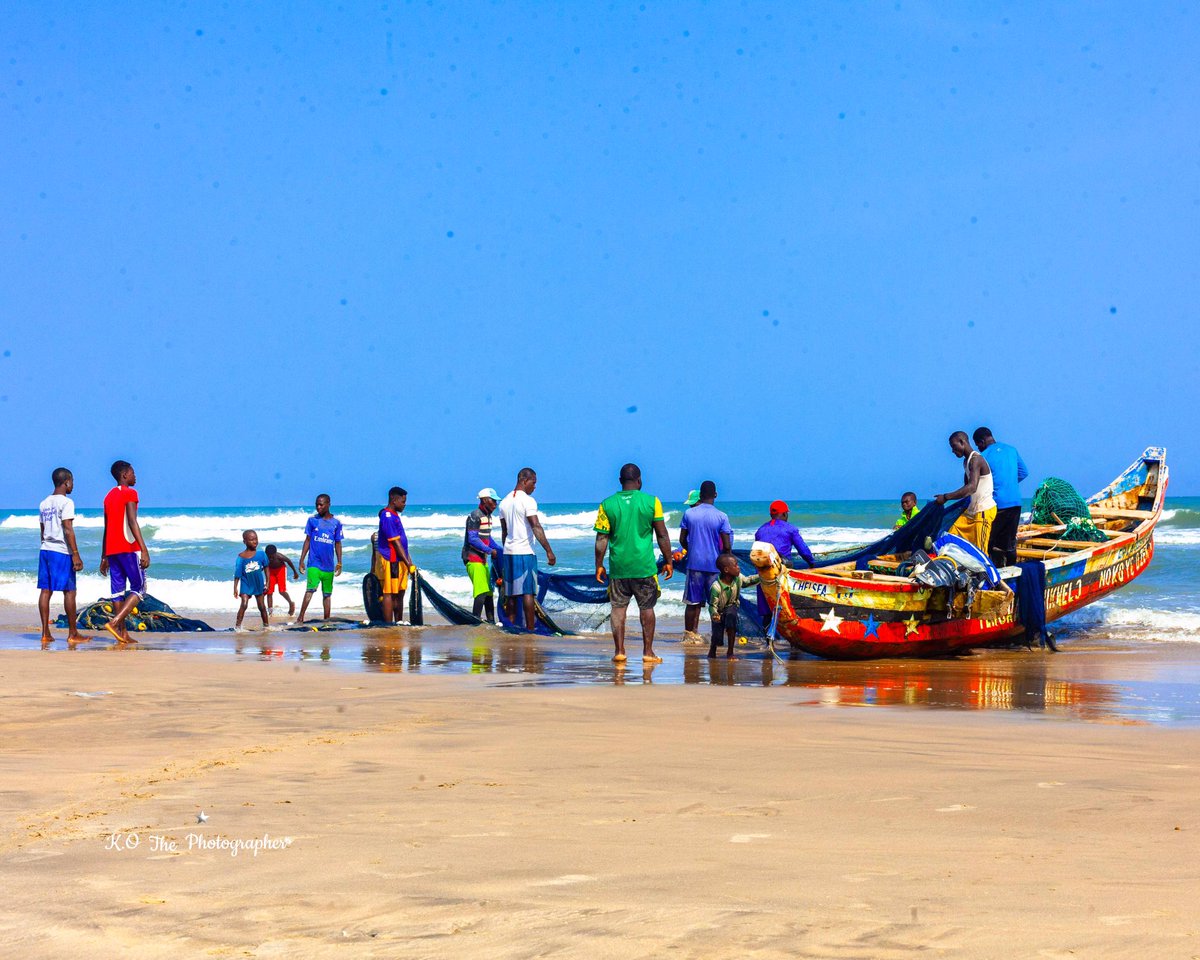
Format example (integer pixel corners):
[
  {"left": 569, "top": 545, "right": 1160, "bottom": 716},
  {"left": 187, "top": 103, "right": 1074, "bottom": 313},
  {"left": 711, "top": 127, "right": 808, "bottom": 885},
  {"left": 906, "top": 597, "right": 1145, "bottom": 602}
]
[
  {"left": 233, "top": 530, "right": 269, "bottom": 628},
  {"left": 37, "top": 467, "right": 88, "bottom": 645},
  {"left": 264, "top": 544, "right": 298, "bottom": 617},
  {"left": 707, "top": 553, "right": 759, "bottom": 660}
]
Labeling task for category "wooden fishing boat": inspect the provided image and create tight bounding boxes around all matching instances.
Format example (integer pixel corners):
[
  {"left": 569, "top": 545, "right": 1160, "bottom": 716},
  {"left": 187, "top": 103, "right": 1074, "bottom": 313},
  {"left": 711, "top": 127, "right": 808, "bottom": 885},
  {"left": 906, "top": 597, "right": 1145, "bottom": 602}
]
[{"left": 749, "top": 447, "right": 1168, "bottom": 660}]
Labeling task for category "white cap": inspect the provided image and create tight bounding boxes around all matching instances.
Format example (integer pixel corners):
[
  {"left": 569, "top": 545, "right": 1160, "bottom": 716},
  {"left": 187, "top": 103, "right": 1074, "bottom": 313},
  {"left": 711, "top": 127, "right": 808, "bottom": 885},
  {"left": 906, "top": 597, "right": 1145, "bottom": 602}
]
[{"left": 477, "top": 487, "right": 500, "bottom": 501}]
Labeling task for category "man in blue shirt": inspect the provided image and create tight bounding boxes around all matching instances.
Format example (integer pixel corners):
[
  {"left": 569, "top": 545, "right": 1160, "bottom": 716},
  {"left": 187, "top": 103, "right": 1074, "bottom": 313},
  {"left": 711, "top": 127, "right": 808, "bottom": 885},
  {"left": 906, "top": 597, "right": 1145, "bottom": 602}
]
[
  {"left": 973, "top": 427, "right": 1029, "bottom": 568},
  {"left": 753, "top": 500, "right": 815, "bottom": 620},
  {"left": 679, "top": 480, "right": 732, "bottom": 641},
  {"left": 297, "top": 493, "right": 344, "bottom": 623}
]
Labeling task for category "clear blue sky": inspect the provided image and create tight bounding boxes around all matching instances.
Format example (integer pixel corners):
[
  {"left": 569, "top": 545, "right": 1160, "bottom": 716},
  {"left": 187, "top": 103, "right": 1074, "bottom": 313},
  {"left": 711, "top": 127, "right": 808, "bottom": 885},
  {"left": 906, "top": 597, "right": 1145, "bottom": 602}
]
[{"left": 2, "top": 2, "right": 1196, "bottom": 507}]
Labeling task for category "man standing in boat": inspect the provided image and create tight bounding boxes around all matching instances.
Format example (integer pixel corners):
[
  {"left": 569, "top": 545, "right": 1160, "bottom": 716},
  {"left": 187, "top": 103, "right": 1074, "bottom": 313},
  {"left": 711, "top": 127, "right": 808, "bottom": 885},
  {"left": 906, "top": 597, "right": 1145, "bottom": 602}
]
[
  {"left": 935, "top": 432, "right": 996, "bottom": 553},
  {"left": 973, "top": 427, "right": 1029, "bottom": 568}
]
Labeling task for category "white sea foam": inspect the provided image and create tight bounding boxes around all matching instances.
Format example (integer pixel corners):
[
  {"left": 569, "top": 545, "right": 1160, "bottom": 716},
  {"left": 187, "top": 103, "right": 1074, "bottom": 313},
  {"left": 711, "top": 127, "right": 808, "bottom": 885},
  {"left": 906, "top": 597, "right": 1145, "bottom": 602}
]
[
  {"left": 1061, "top": 603, "right": 1200, "bottom": 640},
  {"left": 1151, "top": 528, "right": 1200, "bottom": 546}
]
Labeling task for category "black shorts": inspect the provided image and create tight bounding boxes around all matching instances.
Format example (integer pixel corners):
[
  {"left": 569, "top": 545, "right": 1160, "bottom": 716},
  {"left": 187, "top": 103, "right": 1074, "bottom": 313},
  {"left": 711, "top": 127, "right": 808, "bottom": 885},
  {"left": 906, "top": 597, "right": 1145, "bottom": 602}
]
[{"left": 608, "top": 576, "right": 660, "bottom": 610}]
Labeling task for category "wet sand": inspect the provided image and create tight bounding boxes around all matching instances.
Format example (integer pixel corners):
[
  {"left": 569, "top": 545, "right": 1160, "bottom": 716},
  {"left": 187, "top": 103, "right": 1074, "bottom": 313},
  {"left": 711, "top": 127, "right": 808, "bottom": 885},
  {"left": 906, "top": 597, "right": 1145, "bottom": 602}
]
[{"left": 2, "top": 626, "right": 1199, "bottom": 958}]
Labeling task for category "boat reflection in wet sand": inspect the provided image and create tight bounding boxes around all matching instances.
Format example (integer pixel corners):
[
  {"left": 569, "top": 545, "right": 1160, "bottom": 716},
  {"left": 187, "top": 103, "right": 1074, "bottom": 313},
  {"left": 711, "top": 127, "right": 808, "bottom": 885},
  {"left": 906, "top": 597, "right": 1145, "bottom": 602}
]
[{"left": 750, "top": 447, "right": 1168, "bottom": 660}]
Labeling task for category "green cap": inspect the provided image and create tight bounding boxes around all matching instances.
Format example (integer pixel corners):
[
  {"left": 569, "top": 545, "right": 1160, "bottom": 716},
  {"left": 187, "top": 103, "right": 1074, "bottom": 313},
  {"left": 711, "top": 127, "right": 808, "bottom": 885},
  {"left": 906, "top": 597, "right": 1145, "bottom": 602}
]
[{"left": 684, "top": 489, "right": 700, "bottom": 507}]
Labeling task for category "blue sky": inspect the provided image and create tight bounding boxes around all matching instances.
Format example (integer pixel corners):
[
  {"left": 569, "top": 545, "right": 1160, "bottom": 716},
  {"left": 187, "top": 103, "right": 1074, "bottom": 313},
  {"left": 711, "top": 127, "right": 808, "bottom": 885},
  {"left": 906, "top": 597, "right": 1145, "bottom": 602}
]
[{"left": 2, "top": 2, "right": 1196, "bottom": 507}]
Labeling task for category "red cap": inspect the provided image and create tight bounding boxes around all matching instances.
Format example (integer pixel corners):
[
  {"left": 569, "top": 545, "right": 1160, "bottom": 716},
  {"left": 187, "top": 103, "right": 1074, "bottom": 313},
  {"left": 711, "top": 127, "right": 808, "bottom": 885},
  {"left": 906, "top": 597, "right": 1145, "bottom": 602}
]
[{"left": 769, "top": 500, "right": 788, "bottom": 515}]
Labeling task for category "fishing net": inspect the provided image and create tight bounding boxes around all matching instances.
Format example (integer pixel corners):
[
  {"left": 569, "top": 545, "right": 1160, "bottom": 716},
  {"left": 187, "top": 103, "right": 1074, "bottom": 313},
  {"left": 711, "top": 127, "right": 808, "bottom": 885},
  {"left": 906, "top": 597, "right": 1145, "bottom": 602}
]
[
  {"left": 57, "top": 594, "right": 215, "bottom": 632},
  {"left": 1030, "top": 478, "right": 1106, "bottom": 542}
]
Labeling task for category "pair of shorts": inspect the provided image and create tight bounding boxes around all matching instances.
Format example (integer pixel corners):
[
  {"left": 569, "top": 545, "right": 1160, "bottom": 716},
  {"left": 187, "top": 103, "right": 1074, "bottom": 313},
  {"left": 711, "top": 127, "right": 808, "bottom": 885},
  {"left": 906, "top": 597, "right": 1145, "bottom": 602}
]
[
  {"left": 374, "top": 555, "right": 410, "bottom": 594},
  {"left": 306, "top": 566, "right": 335, "bottom": 596},
  {"left": 683, "top": 569, "right": 719, "bottom": 605},
  {"left": 503, "top": 553, "right": 538, "bottom": 596},
  {"left": 711, "top": 605, "right": 738, "bottom": 642},
  {"left": 608, "top": 576, "right": 660, "bottom": 610},
  {"left": 267, "top": 565, "right": 287, "bottom": 594},
  {"left": 37, "top": 550, "right": 76, "bottom": 592},
  {"left": 949, "top": 506, "right": 997, "bottom": 555},
  {"left": 108, "top": 552, "right": 146, "bottom": 599},
  {"left": 466, "top": 561, "right": 493, "bottom": 598}
]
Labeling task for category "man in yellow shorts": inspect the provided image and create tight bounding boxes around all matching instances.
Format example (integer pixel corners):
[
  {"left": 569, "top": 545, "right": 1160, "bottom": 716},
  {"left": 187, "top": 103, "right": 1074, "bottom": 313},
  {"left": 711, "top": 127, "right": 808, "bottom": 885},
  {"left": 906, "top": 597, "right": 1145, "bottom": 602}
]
[
  {"left": 935, "top": 432, "right": 996, "bottom": 553},
  {"left": 376, "top": 486, "right": 415, "bottom": 624}
]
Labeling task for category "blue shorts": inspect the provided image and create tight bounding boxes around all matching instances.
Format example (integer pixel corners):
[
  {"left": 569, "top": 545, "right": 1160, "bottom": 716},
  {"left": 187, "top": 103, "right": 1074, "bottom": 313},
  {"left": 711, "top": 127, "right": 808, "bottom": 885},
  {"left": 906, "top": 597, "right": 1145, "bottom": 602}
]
[
  {"left": 503, "top": 553, "right": 539, "bottom": 596},
  {"left": 684, "top": 569, "right": 719, "bottom": 605},
  {"left": 38, "top": 550, "right": 76, "bottom": 592},
  {"left": 108, "top": 552, "right": 147, "bottom": 599}
]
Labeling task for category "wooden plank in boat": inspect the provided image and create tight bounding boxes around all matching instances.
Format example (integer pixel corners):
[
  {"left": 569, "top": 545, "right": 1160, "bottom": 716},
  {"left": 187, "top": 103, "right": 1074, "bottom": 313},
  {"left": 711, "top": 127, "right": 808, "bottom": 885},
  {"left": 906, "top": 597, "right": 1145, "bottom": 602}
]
[
  {"left": 1020, "top": 537, "right": 1126, "bottom": 550},
  {"left": 1089, "top": 507, "right": 1156, "bottom": 520}
]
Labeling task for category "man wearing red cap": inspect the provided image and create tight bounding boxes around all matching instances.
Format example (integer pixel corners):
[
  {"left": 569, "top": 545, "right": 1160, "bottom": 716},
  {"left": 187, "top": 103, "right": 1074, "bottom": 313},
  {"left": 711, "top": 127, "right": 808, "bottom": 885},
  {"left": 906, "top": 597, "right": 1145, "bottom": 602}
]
[{"left": 753, "top": 501, "right": 815, "bottom": 621}]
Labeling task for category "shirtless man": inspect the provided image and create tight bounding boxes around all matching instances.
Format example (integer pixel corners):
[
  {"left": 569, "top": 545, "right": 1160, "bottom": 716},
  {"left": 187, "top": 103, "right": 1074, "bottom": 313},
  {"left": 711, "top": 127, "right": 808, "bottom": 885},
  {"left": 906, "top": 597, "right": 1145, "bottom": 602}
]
[{"left": 935, "top": 431, "right": 997, "bottom": 553}]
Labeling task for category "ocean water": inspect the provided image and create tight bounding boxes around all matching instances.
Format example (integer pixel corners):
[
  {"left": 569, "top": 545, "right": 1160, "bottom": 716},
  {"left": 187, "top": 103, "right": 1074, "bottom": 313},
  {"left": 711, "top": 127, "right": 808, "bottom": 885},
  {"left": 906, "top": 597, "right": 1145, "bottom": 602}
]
[{"left": 1, "top": 498, "right": 1198, "bottom": 642}]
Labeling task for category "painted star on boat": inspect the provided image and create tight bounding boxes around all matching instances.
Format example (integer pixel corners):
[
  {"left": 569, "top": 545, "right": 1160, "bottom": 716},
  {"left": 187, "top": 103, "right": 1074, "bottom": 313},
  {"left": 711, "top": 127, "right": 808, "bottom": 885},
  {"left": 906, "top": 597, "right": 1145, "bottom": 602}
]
[
  {"left": 820, "top": 608, "right": 844, "bottom": 634},
  {"left": 862, "top": 613, "right": 880, "bottom": 639},
  {"left": 902, "top": 616, "right": 921, "bottom": 637}
]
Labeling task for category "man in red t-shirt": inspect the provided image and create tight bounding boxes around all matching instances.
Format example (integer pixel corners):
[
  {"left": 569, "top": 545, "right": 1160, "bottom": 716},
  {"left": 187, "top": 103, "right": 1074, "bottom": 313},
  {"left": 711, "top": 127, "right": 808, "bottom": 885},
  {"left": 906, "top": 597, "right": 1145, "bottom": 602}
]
[{"left": 99, "top": 459, "right": 150, "bottom": 643}]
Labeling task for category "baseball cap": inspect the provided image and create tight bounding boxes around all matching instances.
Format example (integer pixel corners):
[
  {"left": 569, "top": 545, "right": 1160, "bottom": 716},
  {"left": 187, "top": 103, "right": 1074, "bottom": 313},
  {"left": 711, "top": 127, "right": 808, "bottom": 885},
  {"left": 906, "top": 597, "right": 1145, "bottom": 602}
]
[
  {"left": 477, "top": 487, "right": 501, "bottom": 500},
  {"left": 684, "top": 489, "right": 700, "bottom": 507},
  {"left": 769, "top": 499, "right": 789, "bottom": 515}
]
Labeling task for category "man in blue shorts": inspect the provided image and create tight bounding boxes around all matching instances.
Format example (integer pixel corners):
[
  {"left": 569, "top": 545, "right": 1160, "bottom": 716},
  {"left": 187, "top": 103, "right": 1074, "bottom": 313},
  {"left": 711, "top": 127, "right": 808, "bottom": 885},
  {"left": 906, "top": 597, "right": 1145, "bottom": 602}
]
[
  {"left": 498, "top": 467, "right": 557, "bottom": 630},
  {"left": 297, "top": 493, "right": 343, "bottom": 623},
  {"left": 38, "top": 467, "right": 88, "bottom": 645},
  {"left": 679, "top": 480, "right": 732, "bottom": 642}
]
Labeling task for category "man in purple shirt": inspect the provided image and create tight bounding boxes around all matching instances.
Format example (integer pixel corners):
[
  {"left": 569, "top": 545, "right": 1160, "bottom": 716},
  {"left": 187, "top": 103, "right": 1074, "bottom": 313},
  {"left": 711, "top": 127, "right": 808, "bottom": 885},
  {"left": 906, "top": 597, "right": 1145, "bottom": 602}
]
[
  {"left": 679, "top": 480, "right": 733, "bottom": 641},
  {"left": 376, "top": 486, "right": 415, "bottom": 624},
  {"left": 753, "top": 500, "right": 815, "bottom": 620}
]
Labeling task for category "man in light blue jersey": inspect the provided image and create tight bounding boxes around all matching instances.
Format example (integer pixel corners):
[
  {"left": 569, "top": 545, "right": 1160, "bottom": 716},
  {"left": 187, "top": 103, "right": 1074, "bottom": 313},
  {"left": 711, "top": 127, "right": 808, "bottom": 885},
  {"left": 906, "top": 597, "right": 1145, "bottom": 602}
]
[{"left": 973, "top": 427, "right": 1029, "bottom": 567}]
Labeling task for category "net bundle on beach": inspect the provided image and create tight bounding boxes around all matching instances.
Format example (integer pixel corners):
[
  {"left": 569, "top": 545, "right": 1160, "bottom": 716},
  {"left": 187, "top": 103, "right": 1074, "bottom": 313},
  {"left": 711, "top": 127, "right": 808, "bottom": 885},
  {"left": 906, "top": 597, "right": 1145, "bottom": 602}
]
[{"left": 1030, "top": 478, "right": 1106, "bottom": 542}]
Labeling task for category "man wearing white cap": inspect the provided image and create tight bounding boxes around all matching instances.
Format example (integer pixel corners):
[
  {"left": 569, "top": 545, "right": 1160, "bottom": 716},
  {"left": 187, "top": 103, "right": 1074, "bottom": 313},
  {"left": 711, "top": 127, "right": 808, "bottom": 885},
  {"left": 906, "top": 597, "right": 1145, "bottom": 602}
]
[{"left": 462, "top": 488, "right": 504, "bottom": 623}]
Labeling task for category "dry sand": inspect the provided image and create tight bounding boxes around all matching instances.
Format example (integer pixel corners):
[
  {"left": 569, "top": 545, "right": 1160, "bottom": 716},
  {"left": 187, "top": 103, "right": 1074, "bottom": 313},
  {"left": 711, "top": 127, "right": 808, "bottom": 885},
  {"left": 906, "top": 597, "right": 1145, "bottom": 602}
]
[{"left": 1, "top": 646, "right": 1198, "bottom": 959}]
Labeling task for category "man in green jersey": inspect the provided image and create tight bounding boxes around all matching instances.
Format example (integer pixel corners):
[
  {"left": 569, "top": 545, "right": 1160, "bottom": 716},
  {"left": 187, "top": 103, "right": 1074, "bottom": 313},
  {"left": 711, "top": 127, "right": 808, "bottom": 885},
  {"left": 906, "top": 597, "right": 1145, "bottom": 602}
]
[{"left": 594, "top": 463, "right": 675, "bottom": 664}]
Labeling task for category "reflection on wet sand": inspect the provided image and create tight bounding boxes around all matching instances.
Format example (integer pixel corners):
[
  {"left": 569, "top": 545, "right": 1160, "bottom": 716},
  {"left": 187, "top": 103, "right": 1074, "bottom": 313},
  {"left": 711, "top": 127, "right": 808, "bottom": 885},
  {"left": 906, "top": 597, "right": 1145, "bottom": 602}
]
[
  {"left": 20, "top": 625, "right": 1197, "bottom": 724},
  {"left": 342, "top": 633, "right": 1135, "bottom": 721}
]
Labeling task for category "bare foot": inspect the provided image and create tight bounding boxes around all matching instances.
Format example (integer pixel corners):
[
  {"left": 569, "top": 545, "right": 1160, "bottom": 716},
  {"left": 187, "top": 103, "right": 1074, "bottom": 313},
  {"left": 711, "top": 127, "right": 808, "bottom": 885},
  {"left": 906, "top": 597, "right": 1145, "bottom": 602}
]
[
  {"left": 612, "top": 653, "right": 627, "bottom": 663},
  {"left": 725, "top": 653, "right": 738, "bottom": 661},
  {"left": 67, "top": 635, "right": 92, "bottom": 644},
  {"left": 682, "top": 631, "right": 706, "bottom": 645},
  {"left": 103, "top": 623, "right": 124, "bottom": 643},
  {"left": 643, "top": 655, "right": 663, "bottom": 664},
  {"left": 39, "top": 633, "right": 53, "bottom": 644}
]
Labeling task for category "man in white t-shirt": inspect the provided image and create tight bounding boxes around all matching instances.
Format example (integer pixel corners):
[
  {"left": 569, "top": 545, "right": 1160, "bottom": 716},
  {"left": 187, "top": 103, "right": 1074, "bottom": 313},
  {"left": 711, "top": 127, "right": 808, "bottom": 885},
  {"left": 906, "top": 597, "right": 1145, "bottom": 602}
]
[
  {"left": 38, "top": 467, "right": 88, "bottom": 645},
  {"left": 498, "top": 467, "right": 557, "bottom": 630}
]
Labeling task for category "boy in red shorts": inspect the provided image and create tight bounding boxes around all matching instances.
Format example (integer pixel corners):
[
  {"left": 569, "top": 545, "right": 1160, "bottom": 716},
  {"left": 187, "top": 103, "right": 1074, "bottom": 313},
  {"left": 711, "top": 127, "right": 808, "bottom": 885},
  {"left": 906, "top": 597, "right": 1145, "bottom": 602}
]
[{"left": 264, "top": 544, "right": 298, "bottom": 618}]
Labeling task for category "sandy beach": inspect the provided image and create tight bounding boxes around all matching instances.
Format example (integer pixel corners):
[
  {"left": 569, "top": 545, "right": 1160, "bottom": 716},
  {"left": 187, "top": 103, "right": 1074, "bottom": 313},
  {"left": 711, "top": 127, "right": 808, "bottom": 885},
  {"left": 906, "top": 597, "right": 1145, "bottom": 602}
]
[{"left": 2, "top": 633, "right": 1198, "bottom": 958}]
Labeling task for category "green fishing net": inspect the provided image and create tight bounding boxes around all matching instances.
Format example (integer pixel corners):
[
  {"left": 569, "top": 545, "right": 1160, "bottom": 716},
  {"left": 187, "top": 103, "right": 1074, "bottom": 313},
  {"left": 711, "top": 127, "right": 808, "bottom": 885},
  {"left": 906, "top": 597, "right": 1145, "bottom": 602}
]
[{"left": 1030, "top": 478, "right": 1106, "bottom": 542}]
